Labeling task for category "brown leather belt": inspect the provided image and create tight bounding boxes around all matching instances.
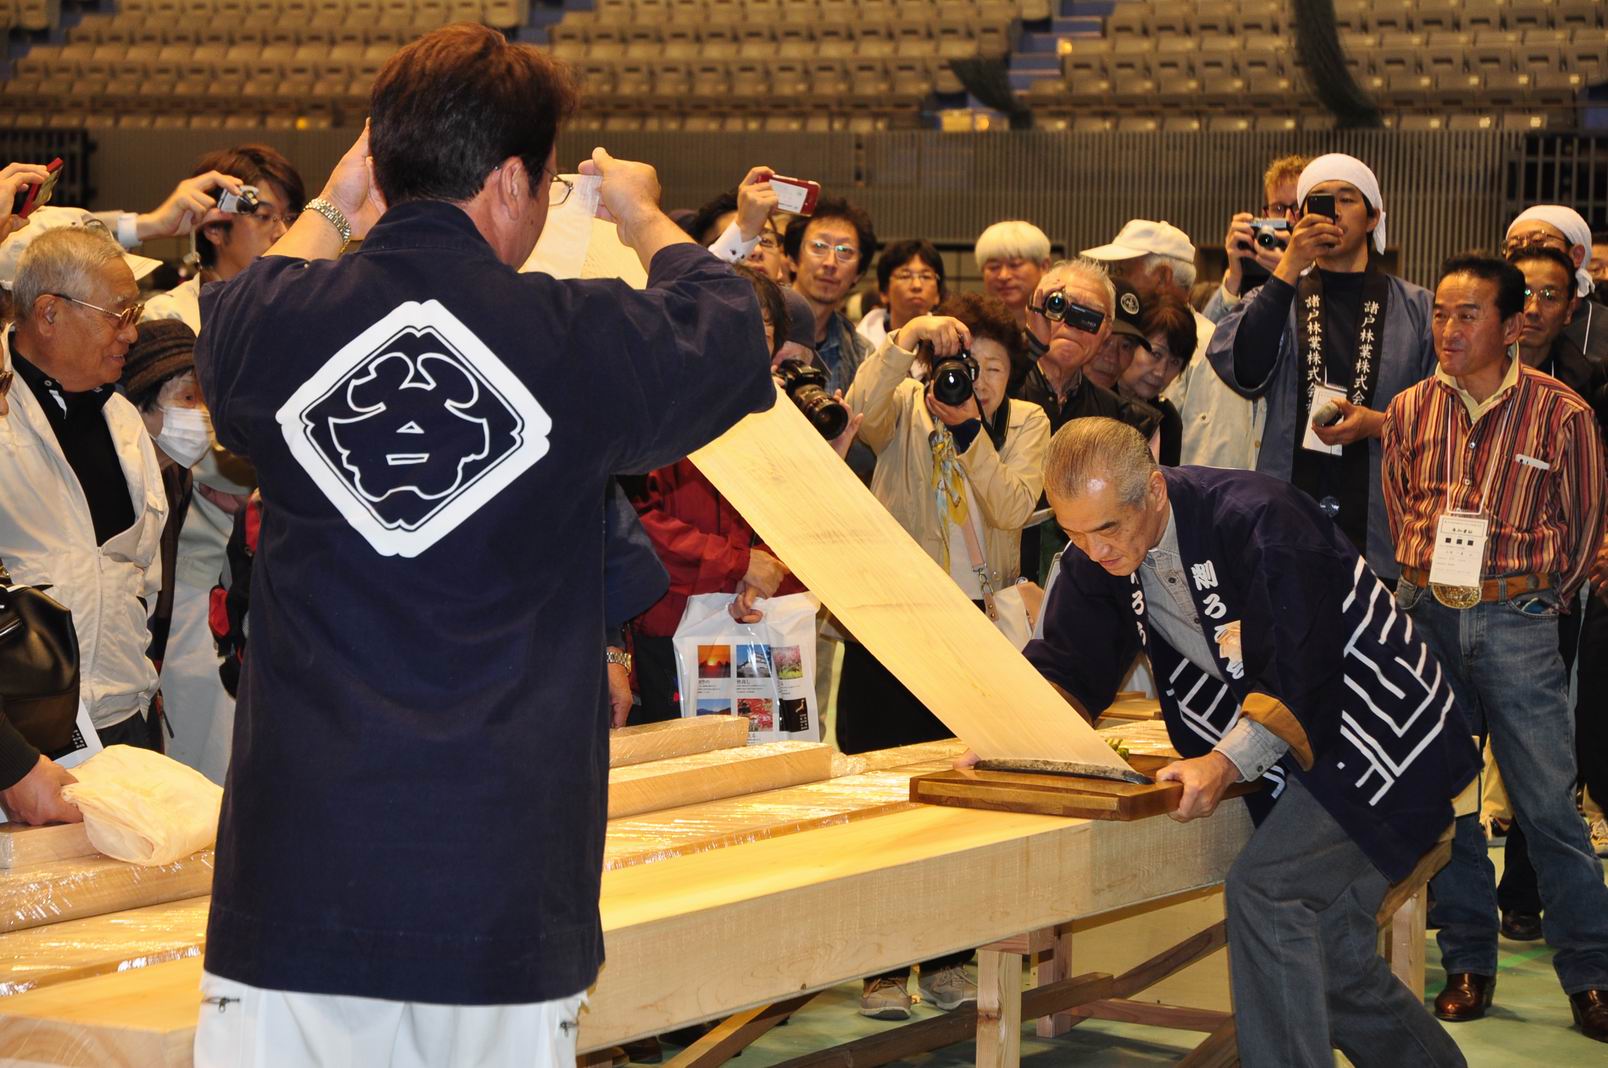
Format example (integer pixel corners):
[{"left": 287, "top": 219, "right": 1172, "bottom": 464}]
[{"left": 1400, "top": 566, "right": 1551, "bottom": 603}]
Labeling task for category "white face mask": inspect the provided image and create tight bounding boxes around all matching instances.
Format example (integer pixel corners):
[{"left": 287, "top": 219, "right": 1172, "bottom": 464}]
[{"left": 154, "top": 404, "right": 212, "bottom": 468}]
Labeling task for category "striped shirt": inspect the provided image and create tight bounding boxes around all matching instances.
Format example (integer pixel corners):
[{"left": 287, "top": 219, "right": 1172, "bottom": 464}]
[{"left": 1381, "top": 358, "right": 1606, "bottom": 599}]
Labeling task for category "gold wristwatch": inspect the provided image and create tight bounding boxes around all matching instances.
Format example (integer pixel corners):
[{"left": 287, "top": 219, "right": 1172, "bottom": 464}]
[{"left": 606, "top": 647, "right": 632, "bottom": 672}]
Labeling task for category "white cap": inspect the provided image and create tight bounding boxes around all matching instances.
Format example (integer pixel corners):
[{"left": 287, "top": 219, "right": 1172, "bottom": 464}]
[
  {"left": 1080, "top": 219, "right": 1196, "bottom": 265},
  {"left": 0, "top": 207, "right": 162, "bottom": 291},
  {"left": 1507, "top": 204, "right": 1595, "bottom": 298}
]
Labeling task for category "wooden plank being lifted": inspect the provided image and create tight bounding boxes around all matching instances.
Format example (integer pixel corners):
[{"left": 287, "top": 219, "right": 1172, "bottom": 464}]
[
  {"left": 0, "top": 824, "right": 97, "bottom": 872},
  {"left": 608, "top": 716, "right": 751, "bottom": 769},
  {"left": 607, "top": 742, "right": 832, "bottom": 820}
]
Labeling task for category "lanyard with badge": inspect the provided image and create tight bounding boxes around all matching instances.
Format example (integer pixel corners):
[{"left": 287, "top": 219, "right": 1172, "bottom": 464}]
[{"left": 1427, "top": 393, "right": 1518, "bottom": 608}]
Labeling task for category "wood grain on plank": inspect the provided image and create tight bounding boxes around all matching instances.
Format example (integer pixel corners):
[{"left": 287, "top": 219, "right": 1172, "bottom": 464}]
[
  {"left": 608, "top": 716, "right": 751, "bottom": 769},
  {"left": 0, "top": 852, "right": 213, "bottom": 935},
  {"left": 607, "top": 741, "right": 831, "bottom": 820},
  {"left": 0, "top": 956, "right": 202, "bottom": 1067},
  {"left": 0, "top": 824, "right": 97, "bottom": 871},
  {"left": 688, "top": 395, "right": 1132, "bottom": 775},
  {"left": 0, "top": 898, "right": 210, "bottom": 999}
]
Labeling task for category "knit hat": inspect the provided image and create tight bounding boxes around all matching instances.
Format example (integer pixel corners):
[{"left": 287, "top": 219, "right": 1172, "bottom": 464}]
[
  {"left": 781, "top": 286, "right": 817, "bottom": 350},
  {"left": 120, "top": 319, "right": 196, "bottom": 401}
]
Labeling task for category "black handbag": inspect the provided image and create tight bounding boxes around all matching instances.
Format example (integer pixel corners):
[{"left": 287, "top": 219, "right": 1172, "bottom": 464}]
[{"left": 0, "top": 558, "right": 81, "bottom": 753}]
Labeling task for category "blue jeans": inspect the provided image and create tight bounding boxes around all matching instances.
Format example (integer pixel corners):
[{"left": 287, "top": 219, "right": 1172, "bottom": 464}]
[{"left": 1399, "top": 581, "right": 1608, "bottom": 993}]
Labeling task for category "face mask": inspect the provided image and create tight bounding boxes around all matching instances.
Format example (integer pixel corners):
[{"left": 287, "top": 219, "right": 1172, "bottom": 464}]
[{"left": 154, "top": 404, "right": 212, "bottom": 468}]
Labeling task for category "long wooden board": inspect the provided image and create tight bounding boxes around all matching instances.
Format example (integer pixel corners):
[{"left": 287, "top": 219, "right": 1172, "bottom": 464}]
[
  {"left": 1, "top": 852, "right": 213, "bottom": 936},
  {"left": 0, "top": 898, "right": 210, "bottom": 998},
  {"left": 0, "top": 801, "right": 1255, "bottom": 1062},
  {"left": 0, "top": 825, "right": 97, "bottom": 872},
  {"left": 606, "top": 741, "right": 832, "bottom": 819},
  {"left": 689, "top": 397, "right": 1131, "bottom": 776},
  {"left": 608, "top": 716, "right": 751, "bottom": 769}
]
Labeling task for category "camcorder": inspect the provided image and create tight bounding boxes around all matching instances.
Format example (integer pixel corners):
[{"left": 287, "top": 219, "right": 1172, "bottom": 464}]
[
  {"left": 1029, "top": 289, "right": 1106, "bottom": 334},
  {"left": 216, "top": 185, "right": 261, "bottom": 215},
  {"left": 775, "top": 358, "right": 849, "bottom": 439}
]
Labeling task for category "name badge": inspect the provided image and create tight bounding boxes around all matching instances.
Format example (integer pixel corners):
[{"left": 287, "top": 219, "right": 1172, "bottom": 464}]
[{"left": 1428, "top": 511, "right": 1488, "bottom": 591}]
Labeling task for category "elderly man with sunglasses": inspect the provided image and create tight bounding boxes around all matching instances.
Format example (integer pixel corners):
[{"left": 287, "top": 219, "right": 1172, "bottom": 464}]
[
  {"left": 0, "top": 226, "right": 167, "bottom": 825},
  {"left": 1012, "top": 257, "right": 1161, "bottom": 581}
]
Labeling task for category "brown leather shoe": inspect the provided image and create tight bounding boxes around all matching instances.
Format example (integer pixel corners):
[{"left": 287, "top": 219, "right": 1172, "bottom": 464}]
[
  {"left": 1500, "top": 910, "right": 1543, "bottom": 941},
  {"left": 1571, "top": 989, "right": 1608, "bottom": 1042},
  {"left": 1434, "top": 973, "right": 1496, "bottom": 1021}
]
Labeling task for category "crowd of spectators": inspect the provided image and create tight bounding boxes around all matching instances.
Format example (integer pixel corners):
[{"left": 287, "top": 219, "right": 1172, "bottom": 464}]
[{"left": 1, "top": 121, "right": 1608, "bottom": 1042}]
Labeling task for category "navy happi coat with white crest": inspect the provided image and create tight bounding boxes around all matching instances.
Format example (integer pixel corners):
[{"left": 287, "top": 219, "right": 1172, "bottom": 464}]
[{"left": 1025, "top": 466, "right": 1479, "bottom": 881}]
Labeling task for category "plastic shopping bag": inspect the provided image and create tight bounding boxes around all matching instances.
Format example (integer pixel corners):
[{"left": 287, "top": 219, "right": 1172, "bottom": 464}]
[{"left": 672, "top": 592, "right": 821, "bottom": 743}]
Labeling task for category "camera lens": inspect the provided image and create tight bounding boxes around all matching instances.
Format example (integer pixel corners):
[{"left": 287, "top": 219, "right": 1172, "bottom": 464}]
[
  {"left": 797, "top": 390, "right": 849, "bottom": 439},
  {"left": 930, "top": 356, "right": 975, "bottom": 407},
  {"left": 1255, "top": 229, "right": 1279, "bottom": 249}
]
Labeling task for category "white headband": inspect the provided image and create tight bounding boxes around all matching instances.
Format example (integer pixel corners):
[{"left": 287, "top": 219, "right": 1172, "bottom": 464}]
[
  {"left": 1508, "top": 205, "right": 1594, "bottom": 298},
  {"left": 1296, "top": 153, "right": 1387, "bottom": 255}
]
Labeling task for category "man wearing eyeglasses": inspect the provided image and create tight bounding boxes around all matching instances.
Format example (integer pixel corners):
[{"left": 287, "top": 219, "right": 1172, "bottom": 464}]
[
  {"left": 782, "top": 197, "right": 878, "bottom": 398},
  {"left": 855, "top": 239, "right": 944, "bottom": 349},
  {"left": 0, "top": 227, "right": 168, "bottom": 825},
  {"left": 1503, "top": 204, "right": 1608, "bottom": 366},
  {"left": 1013, "top": 258, "right": 1161, "bottom": 581}
]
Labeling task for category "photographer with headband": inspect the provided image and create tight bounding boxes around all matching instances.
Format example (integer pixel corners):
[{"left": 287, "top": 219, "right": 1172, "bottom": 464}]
[
  {"left": 839, "top": 290, "right": 1049, "bottom": 1021},
  {"left": 1206, "top": 153, "right": 1435, "bottom": 585}
]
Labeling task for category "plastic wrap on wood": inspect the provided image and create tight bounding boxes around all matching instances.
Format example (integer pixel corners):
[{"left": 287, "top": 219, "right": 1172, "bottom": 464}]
[
  {"left": 604, "top": 763, "right": 954, "bottom": 871},
  {"left": 608, "top": 716, "right": 751, "bottom": 768},
  {"left": 607, "top": 741, "right": 831, "bottom": 819},
  {"left": 0, "top": 897, "right": 210, "bottom": 998},
  {"left": 828, "top": 738, "right": 970, "bottom": 778},
  {"left": 0, "top": 851, "right": 214, "bottom": 935}
]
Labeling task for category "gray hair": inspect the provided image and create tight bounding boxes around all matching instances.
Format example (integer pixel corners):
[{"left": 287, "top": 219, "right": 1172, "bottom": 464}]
[
  {"left": 974, "top": 220, "right": 1051, "bottom": 268},
  {"left": 1140, "top": 251, "right": 1197, "bottom": 290},
  {"left": 1043, "top": 257, "right": 1117, "bottom": 317},
  {"left": 1044, "top": 417, "right": 1156, "bottom": 508},
  {"left": 13, "top": 227, "right": 125, "bottom": 321}
]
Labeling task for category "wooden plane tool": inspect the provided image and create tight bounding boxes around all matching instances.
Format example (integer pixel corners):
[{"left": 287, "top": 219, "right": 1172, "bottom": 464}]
[{"left": 910, "top": 754, "right": 1261, "bottom": 822}]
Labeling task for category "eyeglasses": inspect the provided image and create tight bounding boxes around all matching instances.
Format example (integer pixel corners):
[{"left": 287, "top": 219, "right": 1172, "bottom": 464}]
[
  {"left": 1503, "top": 233, "right": 1568, "bottom": 256},
  {"left": 545, "top": 169, "right": 574, "bottom": 206},
  {"left": 247, "top": 205, "right": 300, "bottom": 227},
  {"left": 756, "top": 231, "right": 782, "bottom": 251},
  {"left": 1524, "top": 285, "right": 1569, "bottom": 306},
  {"left": 1262, "top": 201, "right": 1299, "bottom": 217},
  {"left": 1027, "top": 289, "right": 1106, "bottom": 333},
  {"left": 806, "top": 238, "right": 859, "bottom": 264},
  {"left": 50, "top": 293, "right": 144, "bottom": 331},
  {"left": 891, "top": 269, "right": 939, "bottom": 285}
]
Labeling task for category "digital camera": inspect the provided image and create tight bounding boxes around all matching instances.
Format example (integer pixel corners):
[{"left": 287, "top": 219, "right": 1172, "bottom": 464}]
[
  {"left": 1249, "top": 217, "right": 1291, "bottom": 250},
  {"left": 774, "top": 359, "right": 849, "bottom": 440},
  {"left": 217, "top": 185, "right": 261, "bottom": 215}
]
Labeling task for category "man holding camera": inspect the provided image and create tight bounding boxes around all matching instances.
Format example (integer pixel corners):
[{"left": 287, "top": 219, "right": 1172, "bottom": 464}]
[
  {"left": 190, "top": 25, "right": 775, "bottom": 1067},
  {"left": 1382, "top": 254, "right": 1608, "bottom": 1043},
  {"left": 1207, "top": 154, "right": 1434, "bottom": 585},
  {"left": 1027, "top": 417, "right": 1476, "bottom": 1068}
]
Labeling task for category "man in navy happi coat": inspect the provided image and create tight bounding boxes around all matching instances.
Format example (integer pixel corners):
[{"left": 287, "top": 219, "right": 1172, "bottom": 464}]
[{"left": 1024, "top": 417, "right": 1477, "bottom": 1068}]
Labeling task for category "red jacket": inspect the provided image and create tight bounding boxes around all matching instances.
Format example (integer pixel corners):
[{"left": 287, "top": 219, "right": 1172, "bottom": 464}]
[{"left": 631, "top": 459, "right": 804, "bottom": 636}]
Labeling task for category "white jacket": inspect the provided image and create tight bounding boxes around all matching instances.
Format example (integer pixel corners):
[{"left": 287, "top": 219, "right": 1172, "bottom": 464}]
[{"left": 0, "top": 334, "right": 167, "bottom": 730}]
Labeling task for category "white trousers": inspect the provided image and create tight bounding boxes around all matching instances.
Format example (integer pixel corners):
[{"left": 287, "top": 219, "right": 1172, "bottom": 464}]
[{"left": 194, "top": 970, "right": 586, "bottom": 1068}]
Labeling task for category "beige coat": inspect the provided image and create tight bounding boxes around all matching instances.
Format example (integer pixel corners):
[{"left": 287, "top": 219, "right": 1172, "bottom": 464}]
[{"left": 846, "top": 336, "right": 1050, "bottom": 592}]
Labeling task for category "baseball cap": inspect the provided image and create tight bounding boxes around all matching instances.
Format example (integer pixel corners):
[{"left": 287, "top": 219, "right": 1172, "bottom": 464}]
[
  {"left": 0, "top": 207, "right": 162, "bottom": 291},
  {"left": 1107, "top": 279, "right": 1150, "bottom": 350},
  {"left": 1081, "top": 219, "right": 1196, "bottom": 266}
]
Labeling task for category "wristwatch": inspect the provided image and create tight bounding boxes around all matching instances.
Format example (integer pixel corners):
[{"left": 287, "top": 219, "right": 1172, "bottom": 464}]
[
  {"left": 606, "top": 647, "right": 633, "bottom": 672},
  {"left": 304, "top": 197, "right": 352, "bottom": 251}
]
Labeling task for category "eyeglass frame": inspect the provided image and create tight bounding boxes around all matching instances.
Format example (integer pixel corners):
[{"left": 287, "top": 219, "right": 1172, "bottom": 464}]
[
  {"left": 890, "top": 269, "right": 940, "bottom": 285},
  {"left": 50, "top": 292, "right": 145, "bottom": 330},
  {"left": 805, "top": 238, "right": 861, "bottom": 264},
  {"left": 1524, "top": 285, "right": 1571, "bottom": 306},
  {"left": 1262, "top": 200, "right": 1299, "bottom": 217},
  {"left": 244, "top": 203, "right": 301, "bottom": 228},
  {"left": 544, "top": 168, "right": 574, "bottom": 207},
  {"left": 1503, "top": 232, "right": 1570, "bottom": 256}
]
